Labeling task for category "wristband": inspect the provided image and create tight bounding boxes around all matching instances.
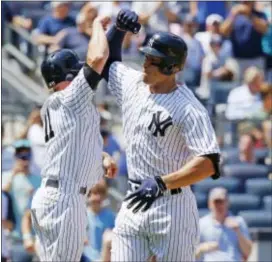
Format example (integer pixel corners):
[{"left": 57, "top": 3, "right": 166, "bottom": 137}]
[{"left": 155, "top": 176, "right": 167, "bottom": 191}]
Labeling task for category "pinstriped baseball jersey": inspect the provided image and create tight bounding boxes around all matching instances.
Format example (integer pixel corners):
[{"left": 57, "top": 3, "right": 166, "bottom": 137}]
[
  {"left": 108, "top": 61, "right": 220, "bottom": 261},
  {"left": 40, "top": 68, "right": 104, "bottom": 189},
  {"left": 108, "top": 62, "right": 220, "bottom": 185}
]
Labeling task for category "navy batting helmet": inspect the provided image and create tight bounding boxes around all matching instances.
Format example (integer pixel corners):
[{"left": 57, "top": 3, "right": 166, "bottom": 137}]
[
  {"left": 139, "top": 32, "right": 188, "bottom": 75},
  {"left": 41, "top": 49, "right": 83, "bottom": 88}
]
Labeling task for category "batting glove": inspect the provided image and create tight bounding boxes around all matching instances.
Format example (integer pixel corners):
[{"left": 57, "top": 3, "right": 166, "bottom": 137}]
[
  {"left": 116, "top": 9, "right": 141, "bottom": 34},
  {"left": 124, "top": 176, "right": 167, "bottom": 213}
]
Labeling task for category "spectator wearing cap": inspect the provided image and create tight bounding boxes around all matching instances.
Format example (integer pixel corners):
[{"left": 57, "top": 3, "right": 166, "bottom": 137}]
[
  {"left": 179, "top": 14, "right": 204, "bottom": 88},
  {"left": 226, "top": 66, "right": 264, "bottom": 120},
  {"left": 33, "top": 1, "right": 75, "bottom": 47},
  {"left": 50, "top": 12, "right": 92, "bottom": 60},
  {"left": 195, "top": 14, "right": 233, "bottom": 57},
  {"left": 190, "top": 1, "right": 230, "bottom": 31},
  {"left": 198, "top": 34, "right": 238, "bottom": 99},
  {"left": 2, "top": 139, "right": 41, "bottom": 262},
  {"left": 220, "top": 1, "right": 268, "bottom": 80},
  {"left": 196, "top": 187, "right": 252, "bottom": 262}
]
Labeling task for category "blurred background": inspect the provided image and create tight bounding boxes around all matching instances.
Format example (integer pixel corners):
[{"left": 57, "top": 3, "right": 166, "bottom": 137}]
[{"left": 1, "top": 1, "right": 272, "bottom": 262}]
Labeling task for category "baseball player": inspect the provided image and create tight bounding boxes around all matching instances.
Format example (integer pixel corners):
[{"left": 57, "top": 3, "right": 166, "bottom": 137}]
[
  {"left": 101, "top": 10, "right": 221, "bottom": 262},
  {"left": 30, "top": 16, "right": 118, "bottom": 262}
]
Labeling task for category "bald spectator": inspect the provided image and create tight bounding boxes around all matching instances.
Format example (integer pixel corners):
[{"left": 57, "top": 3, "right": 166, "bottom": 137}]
[
  {"left": 196, "top": 187, "right": 253, "bottom": 262},
  {"left": 50, "top": 13, "right": 92, "bottom": 60},
  {"left": 226, "top": 67, "right": 264, "bottom": 120},
  {"left": 195, "top": 14, "right": 232, "bottom": 57},
  {"left": 221, "top": 1, "right": 268, "bottom": 80},
  {"left": 33, "top": 1, "right": 75, "bottom": 47}
]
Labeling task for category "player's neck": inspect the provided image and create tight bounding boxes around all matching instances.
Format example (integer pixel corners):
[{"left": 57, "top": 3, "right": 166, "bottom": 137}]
[{"left": 149, "top": 77, "right": 177, "bottom": 94}]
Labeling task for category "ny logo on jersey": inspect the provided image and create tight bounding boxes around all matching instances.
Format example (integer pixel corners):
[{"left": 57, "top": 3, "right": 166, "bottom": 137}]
[{"left": 148, "top": 111, "right": 173, "bottom": 137}]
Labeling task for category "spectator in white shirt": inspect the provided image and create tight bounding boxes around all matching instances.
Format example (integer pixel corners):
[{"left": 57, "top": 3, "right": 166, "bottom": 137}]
[
  {"left": 179, "top": 14, "right": 204, "bottom": 88},
  {"left": 18, "top": 106, "right": 45, "bottom": 172},
  {"left": 197, "top": 34, "right": 238, "bottom": 99},
  {"left": 226, "top": 66, "right": 264, "bottom": 120},
  {"left": 195, "top": 14, "right": 232, "bottom": 57}
]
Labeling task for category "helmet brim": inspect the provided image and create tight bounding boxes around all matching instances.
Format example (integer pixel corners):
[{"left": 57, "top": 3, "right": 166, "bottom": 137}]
[{"left": 139, "top": 46, "right": 166, "bottom": 58}]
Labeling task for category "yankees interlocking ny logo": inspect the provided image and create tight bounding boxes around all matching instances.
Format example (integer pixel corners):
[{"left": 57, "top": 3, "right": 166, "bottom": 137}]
[{"left": 148, "top": 111, "right": 173, "bottom": 137}]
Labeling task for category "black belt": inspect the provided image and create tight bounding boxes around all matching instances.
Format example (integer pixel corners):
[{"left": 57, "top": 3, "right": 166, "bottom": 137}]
[
  {"left": 128, "top": 179, "right": 182, "bottom": 196},
  {"left": 45, "top": 179, "right": 87, "bottom": 195}
]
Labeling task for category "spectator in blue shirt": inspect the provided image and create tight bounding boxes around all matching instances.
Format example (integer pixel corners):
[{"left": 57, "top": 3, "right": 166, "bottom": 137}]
[
  {"left": 82, "top": 180, "right": 116, "bottom": 262},
  {"left": 196, "top": 187, "right": 253, "bottom": 262},
  {"left": 51, "top": 13, "right": 92, "bottom": 61},
  {"left": 190, "top": 1, "right": 230, "bottom": 31},
  {"left": 33, "top": 1, "right": 75, "bottom": 47},
  {"left": 221, "top": 1, "right": 268, "bottom": 80},
  {"left": 2, "top": 139, "right": 41, "bottom": 262}
]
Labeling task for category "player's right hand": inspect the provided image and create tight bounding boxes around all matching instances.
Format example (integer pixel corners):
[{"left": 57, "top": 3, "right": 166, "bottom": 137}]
[{"left": 116, "top": 9, "right": 141, "bottom": 34}]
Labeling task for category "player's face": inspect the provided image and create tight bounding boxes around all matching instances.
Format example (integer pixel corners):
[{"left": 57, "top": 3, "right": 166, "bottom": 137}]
[{"left": 143, "top": 55, "right": 165, "bottom": 84}]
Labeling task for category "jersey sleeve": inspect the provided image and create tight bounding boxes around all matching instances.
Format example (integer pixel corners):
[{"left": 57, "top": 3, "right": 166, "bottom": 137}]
[
  {"left": 108, "top": 62, "right": 139, "bottom": 107},
  {"left": 181, "top": 105, "right": 220, "bottom": 156},
  {"left": 61, "top": 68, "right": 95, "bottom": 115}
]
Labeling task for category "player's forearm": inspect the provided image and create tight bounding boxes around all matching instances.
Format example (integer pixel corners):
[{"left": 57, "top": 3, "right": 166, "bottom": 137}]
[
  {"left": 236, "top": 230, "right": 253, "bottom": 259},
  {"left": 22, "top": 210, "right": 33, "bottom": 239},
  {"left": 86, "top": 19, "right": 109, "bottom": 74},
  {"left": 161, "top": 156, "right": 215, "bottom": 189},
  {"left": 251, "top": 16, "right": 268, "bottom": 34}
]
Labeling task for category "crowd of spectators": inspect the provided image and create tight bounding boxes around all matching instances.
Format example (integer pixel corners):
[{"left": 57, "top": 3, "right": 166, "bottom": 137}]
[{"left": 2, "top": 1, "right": 272, "bottom": 262}]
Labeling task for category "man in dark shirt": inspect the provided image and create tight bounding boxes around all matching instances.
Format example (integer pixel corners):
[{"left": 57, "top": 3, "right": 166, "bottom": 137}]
[
  {"left": 33, "top": 1, "right": 75, "bottom": 47},
  {"left": 221, "top": 1, "right": 268, "bottom": 80},
  {"left": 51, "top": 13, "right": 91, "bottom": 61}
]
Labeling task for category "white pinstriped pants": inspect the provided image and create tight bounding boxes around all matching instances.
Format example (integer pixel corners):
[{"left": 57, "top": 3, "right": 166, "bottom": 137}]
[
  {"left": 31, "top": 186, "right": 87, "bottom": 262},
  {"left": 111, "top": 190, "right": 200, "bottom": 262}
]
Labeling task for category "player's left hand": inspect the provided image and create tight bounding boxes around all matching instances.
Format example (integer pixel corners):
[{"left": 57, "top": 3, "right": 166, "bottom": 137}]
[
  {"left": 102, "top": 152, "right": 118, "bottom": 179},
  {"left": 124, "top": 176, "right": 167, "bottom": 213},
  {"left": 116, "top": 9, "right": 141, "bottom": 34}
]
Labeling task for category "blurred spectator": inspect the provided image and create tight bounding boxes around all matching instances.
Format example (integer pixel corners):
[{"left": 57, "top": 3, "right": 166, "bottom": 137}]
[
  {"left": 50, "top": 13, "right": 92, "bottom": 60},
  {"left": 79, "top": 2, "right": 98, "bottom": 24},
  {"left": 198, "top": 34, "right": 238, "bottom": 99},
  {"left": 115, "top": 151, "right": 128, "bottom": 195},
  {"left": 82, "top": 180, "right": 115, "bottom": 262},
  {"left": 2, "top": 125, "right": 15, "bottom": 172},
  {"left": 18, "top": 106, "right": 45, "bottom": 172},
  {"left": 21, "top": 196, "right": 38, "bottom": 259},
  {"left": 2, "top": 139, "right": 41, "bottom": 262},
  {"left": 190, "top": 1, "right": 230, "bottom": 31},
  {"left": 33, "top": 1, "right": 75, "bottom": 47},
  {"left": 179, "top": 14, "right": 204, "bottom": 88},
  {"left": 196, "top": 187, "right": 253, "bottom": 262},
  {"left": 101, "top": 129, "right": 121, "bottom": 161},
  {"left": 2, "top": 191, "right": 14, "bottom": 262},
  {"left": 238, "top": 134, "right": 257, "bottom": 164},
  {"left": 131, "top": 2, "right": 179, "bottom": 45},
  {"left": 226, "top": 66, "right": 264, "bottom": 120},
  {"left": 220, "top": 1, "right": 269, "bottom": 80},
  {"left": 195, "top": 14, "right": 233, "bottom": 56},
  {"left": 262, "top": 2, "right": 272, "bottom": 82}
]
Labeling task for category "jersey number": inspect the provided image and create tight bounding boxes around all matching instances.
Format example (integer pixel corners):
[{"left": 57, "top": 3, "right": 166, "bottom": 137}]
[{"left": 44, "top": 109, "right": 55, "bottom": 142}]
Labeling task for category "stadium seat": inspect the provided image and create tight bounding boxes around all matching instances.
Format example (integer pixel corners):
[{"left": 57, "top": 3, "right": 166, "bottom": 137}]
[
  {"left": 245, "top": 178, "right": 272, "bottom": 197},
  {"left": 228, "top": 194, "right": 261, "bottom": 214},
  {"left": 194, "top": 177, "right": 241, "bottom": 194},
  {"left": 194, "top": 192, "right": 207, "bottom": 209},
  {"left": 221, "top": 147, "right": 239, "bottom": 164},
  {"left": 198, "top": 208, "right": 210, "bottom": 218},
  {"left": 223, "top": 163, "right": 269, "bottom": 180},
  {"left": 263, "top": 196, "right": 272, "bottom": 211},
  {"left": 239, "top": 210, "right": 272, "bottom": 228}
]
